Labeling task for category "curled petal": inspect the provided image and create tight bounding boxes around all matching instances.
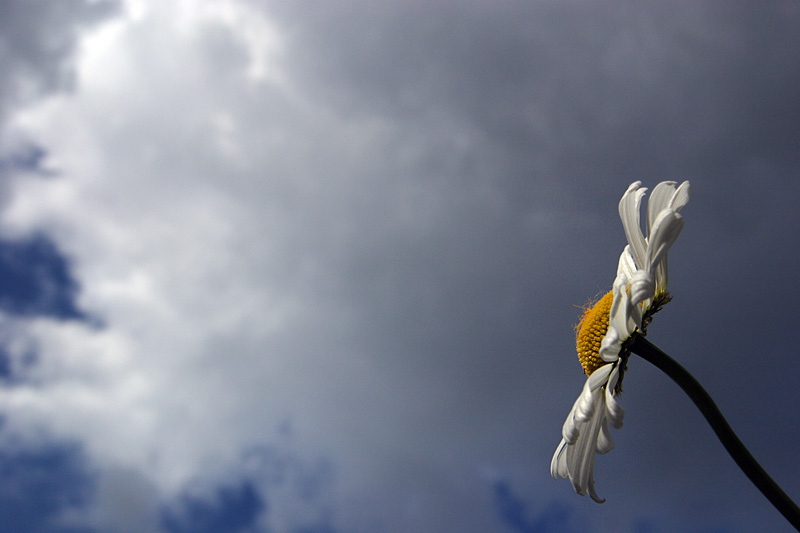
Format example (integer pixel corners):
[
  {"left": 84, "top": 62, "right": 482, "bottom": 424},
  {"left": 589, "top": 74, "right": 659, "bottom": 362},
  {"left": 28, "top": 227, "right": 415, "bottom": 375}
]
[
  {"left": 630, "top": 270, "right": 655, "bottom": 307},
  {"left": 654, "top": 256, "right": 669, "bottom": 296},
  {"left": 617, "top": 245, "right": 637, "bottom": 281},
  {"left": 573, "top": 374, "right": 602, "bottom": 422},
  {"left": 553, "top": 370, "right": 622, "bottom": 504},
  {"left": 606, "top": 364, "right": 620, "bottom": 389},
  {"left": 566, "top": 391, "right": 606, "bottom": 501},
  {"left": 605, "top": 369, "right": 624, "bottom": 429},
  {"left": 563, "top": 413, "right": 579, "bottom": 443},
  {"left": 628, "top": 295, "right": 643, "bottom": 332},
  {"left": 605, "top": 391, "right": 624, "bottom": 429},
  {"left": 565, "top": 365, "right": 612, "bottom": 440},
  {"left": 562, "top": 401, "right": 581, "bottom": 443},
  {"left": 607, "top": 278, "right": 630, "bottom": 338},
  {"left": 575, "top": 391, "right": 597, "bottom": 423},
  {"left": 575, "top": 373, "right": 607, "bottom": 422},
  {"left": 610, "top": 274, "right": 640, "bottom": 336},
  {"left": 596, "top": 418, "right": 614, "bottom": 454},
  {"left": 647, "top": 181, "right": 690, "bottom": 232},
  {"left": 588, "top": 474, "right": 605, "bottom": 504},
  {"left": 618, "top": 182, "right": 647, "bottom": 268},
  {"left": 599, "top": 328, "right": 621, "bottom": 362},
  {"left": 647, "top": 209, "right": 684, "bottom": 271},
  {"left": 668, "top": 181, "right": 691, "bottom": 213},
  {"left": 647, "top": 181, "right": 678, "bottom": 234},
  {"left": 608, "top": 274, "right": 627, "bottom": 324},
  {"left": 587, "top": 363, "right": 614, "bottom": 389},
  {"left": 551, "top": 439, "right": 568, "bottom": 479},
  {"left": 650, "top": 181, "right": 689, "bottom": 295}
]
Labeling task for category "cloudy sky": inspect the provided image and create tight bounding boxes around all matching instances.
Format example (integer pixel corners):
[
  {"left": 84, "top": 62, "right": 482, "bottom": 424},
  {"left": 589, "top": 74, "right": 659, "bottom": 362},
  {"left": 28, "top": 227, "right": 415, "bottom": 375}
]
[{"left": 1, "top": 1, "right": 799, "bottom": 532}]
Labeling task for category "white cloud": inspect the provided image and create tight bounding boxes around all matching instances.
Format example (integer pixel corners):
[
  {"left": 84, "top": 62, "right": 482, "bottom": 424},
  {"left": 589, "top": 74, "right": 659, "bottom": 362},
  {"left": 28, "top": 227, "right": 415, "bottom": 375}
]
[{"left": 0, "top": 2, "right": 548, "bottom": 530}]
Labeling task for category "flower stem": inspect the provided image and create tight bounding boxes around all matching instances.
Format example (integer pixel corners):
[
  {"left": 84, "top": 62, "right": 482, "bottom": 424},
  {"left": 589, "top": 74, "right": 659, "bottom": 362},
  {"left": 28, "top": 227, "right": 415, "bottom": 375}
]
[{"left": 630, "top": 335, "right": 800, "bottom": 531}]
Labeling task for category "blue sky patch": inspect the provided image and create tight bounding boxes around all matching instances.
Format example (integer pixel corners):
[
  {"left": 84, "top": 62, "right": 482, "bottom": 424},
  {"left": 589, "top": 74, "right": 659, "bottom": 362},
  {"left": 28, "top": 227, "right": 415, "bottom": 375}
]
[
  {"left": 493, "top": 481, "right": 573, "bottom": 533},
  {"left": 0, "top": 346, "right": 10, "bottom": 378},
  {"left": 0, "top": 234, "right": 86, "bottom": 320},
  {"left": 0, "top": 440, "right": 95, "bottom": 533},
  {"left": 161, "top": 481, "right": 265, "bottom": 533}
]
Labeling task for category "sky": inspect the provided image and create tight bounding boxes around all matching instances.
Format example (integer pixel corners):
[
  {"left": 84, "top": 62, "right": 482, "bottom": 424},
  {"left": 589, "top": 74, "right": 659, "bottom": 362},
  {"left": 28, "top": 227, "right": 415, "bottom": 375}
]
[{"left": 0, "top": 1, "right": 799, "bottom": 532}]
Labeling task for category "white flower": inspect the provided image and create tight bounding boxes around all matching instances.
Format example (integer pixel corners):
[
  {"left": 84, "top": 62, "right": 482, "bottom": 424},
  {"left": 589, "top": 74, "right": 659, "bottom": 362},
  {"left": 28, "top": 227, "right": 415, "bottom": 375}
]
[{"left": 551, "top": 180, "right": 690, "bottom": 502}]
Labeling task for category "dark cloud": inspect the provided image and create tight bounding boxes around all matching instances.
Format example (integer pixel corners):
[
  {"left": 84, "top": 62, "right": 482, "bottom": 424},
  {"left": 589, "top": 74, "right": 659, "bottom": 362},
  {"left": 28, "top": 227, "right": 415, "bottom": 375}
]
[
  {"left": 269, "top": 1, "right": 800, "bottom": 207},
  {"left": 260, "top": 1, "right": 800, "bottom": 530}
]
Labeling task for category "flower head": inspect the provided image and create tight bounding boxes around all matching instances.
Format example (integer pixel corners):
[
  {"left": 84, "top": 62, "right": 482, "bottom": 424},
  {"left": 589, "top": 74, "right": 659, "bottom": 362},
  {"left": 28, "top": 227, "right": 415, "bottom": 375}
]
[{"left": 551, "top": 181, "right": 690, "bottom": 502}]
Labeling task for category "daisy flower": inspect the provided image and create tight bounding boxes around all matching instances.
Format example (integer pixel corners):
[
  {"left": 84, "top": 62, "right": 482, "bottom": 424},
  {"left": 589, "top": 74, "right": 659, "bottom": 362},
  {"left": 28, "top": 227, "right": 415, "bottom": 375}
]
[{"left": 550, "top": 180, "right": 690, "bottom": 502}]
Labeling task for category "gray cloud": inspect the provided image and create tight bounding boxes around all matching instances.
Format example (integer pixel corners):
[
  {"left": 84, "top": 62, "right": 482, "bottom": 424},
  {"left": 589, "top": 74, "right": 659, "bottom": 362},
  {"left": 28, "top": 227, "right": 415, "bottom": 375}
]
[{"left": 0, "top": 0, "right": 119, "bottom": 121}]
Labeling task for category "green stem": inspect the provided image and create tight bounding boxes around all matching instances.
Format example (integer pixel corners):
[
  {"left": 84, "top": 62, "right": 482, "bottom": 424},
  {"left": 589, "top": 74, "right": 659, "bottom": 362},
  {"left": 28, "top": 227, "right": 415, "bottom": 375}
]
[{"left": 630, "top": 335, "right": 800, "bottom": 531}]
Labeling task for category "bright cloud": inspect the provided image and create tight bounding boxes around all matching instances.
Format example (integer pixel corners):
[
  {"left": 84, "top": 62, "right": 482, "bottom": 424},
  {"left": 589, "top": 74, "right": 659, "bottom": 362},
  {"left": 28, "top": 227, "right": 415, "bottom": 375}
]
[{"left": 0, "top": 2, "right": 538, "bottom": 530}]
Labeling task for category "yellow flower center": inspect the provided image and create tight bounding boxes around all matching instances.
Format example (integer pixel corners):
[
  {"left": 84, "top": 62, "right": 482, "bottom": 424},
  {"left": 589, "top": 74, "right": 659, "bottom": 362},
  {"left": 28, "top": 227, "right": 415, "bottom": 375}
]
[{"left": 575, "top": 290, "right": 614, "bottom": 375}]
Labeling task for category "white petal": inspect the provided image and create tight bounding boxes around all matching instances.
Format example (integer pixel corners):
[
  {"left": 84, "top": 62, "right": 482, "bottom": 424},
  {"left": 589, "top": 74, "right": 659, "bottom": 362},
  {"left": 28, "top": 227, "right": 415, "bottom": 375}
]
[
  {"left": 596, "top": 418, "right": 615, "bottom": 454},
  {"left": 629, "top": 270, "right": 655, "bottom": 307},
  {"left": 588, "top": 473, "right": 605, "bottom": 504},
  {"left": 575, "top": 391, "right": 596, "bottom": 423},
  {"left": 562, "top": 401, "right": 581, "bottom": 443},
  {"left": 600, "top": 277, "right": 636, "bottom": 361},
  {"left": 587, "top": 363, "right": 614, "bottom": 389},
  {"left": 647, "top": 209, "right": 684, "bottom": 271},
  {"left": 576, "top": 374, "right": 606, "bottom": 422},
  {"left": 668, "top": 180, "right": 691, "bottom": 213},
  {"left": 599, "top": 329, "right": 621, "bottom": 362},
  {"left": 564, "top": 365, "right": 611, "bottom": 440},
  {"left": 551, "top": 439, "right": 568, "bottom": 479},
  {"left": 618, "top": 182, "right": 647, "bottom": 269},
  {"left": 610, "top": 274, "right": 639, "bottom": 335},
  {"left": 566, "top": 391, "right": 605, "bottom": 498},
  {"left": 562, "top": 414, "right": 579, "bottom": 443},
  {"left": 628, "top": 295, "right": 643, "bottom": 332},
  {"left": 606, "top": 365, "right": 619, "bottom": 389},
  {"left": 647, "top": 181, "right": 678, "bottom": 234},
  {"left": 648, "top": 181, "right": 689, "bottom": 293},
  {"left": 605, "top": 369, "right": 624, "bottom": 429},
  {"left": 616, "top": 246, "right": 637, "bottom": 282},
  {"left": 608, "top": 275, "right": 629, "bottom": 329},
  {"left": 654, "top": 256, "right": 669, "bottom": 295}
]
